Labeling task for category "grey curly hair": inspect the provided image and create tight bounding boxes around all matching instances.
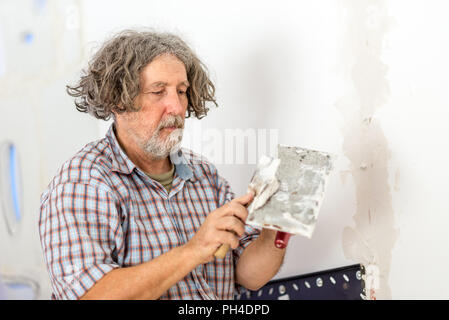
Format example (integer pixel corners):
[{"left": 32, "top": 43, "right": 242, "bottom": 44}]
[{"left": 67, "top": 29, "right": 217, "bottom": 120}]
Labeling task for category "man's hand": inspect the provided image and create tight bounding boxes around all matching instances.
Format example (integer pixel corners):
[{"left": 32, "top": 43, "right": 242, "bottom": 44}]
[{"left": 185, "top": 191, "right": 254, "bottom": 265}]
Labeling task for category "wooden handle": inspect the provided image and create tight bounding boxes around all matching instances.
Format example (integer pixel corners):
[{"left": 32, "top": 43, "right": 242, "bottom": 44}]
[{"left": 214, "top": 243, "right": 230, "bottom": 259}]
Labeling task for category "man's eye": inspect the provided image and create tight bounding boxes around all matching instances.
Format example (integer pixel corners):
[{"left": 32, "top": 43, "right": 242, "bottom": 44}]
[{"left": 152, "top": 91, "right": 164, "bottom": 95}]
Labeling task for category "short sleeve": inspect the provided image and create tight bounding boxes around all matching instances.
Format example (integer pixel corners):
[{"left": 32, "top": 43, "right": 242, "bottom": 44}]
[
  {"left": 38, "top": 182, "right": 124, "bottom": 300},
  {"left": 215, "top": 172, "right": 261, "bottom": 296}
]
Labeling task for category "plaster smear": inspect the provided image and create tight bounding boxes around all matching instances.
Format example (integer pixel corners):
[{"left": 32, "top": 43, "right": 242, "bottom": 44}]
[{"left": 336, "top": 0, "right": 398, "bottom": 299}]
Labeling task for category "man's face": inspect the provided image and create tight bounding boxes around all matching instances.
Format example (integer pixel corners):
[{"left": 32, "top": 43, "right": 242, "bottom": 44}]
[{"left": 116, "top": 54, "right": 189, "bottom": 159}]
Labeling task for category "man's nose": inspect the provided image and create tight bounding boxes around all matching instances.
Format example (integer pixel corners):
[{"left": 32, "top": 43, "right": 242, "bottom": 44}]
[{"left": 164, "top": 89, "right": 185, "bottom": 115}]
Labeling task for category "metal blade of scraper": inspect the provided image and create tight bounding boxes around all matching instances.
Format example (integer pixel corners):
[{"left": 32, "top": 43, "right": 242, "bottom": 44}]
[
  {"left": 213, "top": 155, "right": 281, "bottom": 259},
  {"left": 246, "top": 144, "right": 336, "bottom": 248}
]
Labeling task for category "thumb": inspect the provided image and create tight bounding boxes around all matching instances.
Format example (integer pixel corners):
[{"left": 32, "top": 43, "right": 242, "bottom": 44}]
[{"left": 234, "top": 190, "right": 255, "bottom": 206}]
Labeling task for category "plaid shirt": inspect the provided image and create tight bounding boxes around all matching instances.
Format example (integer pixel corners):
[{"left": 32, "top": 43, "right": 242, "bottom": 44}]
[{"left": 38, "top": 124, "right": 260, "bottom": 300}]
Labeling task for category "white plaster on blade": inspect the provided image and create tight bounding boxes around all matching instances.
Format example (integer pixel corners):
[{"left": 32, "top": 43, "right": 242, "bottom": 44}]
[
  {"left": 247, "top": 145, "right": 336, "bottom": 239},
  {"left": 246, "top": 155, "right": 280, "bottom": 213}
]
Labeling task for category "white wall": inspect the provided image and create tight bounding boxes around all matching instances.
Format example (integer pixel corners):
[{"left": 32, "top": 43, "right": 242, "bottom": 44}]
[
  {"left": 1, "top": 0, "right": 448, "bottom": 299},
  {"left": 381, "top": 1, "right": 449, "bottom": 299},
  {"left": 0, "top": 0, "right": 98, "bottom": 299}
]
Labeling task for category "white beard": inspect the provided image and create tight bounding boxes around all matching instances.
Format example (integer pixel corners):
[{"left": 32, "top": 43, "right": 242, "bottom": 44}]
[{"left": 143, "top": 127, "right": 184, "bottom": 159}]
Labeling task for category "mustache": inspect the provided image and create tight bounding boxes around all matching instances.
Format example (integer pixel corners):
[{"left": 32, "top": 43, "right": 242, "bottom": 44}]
[{"left": 157, "top": 116, "right": 184, "bottom": 131}]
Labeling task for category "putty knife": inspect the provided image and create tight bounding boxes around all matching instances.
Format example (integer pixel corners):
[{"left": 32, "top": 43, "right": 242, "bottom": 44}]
[
  {"left": 246, "top": 144, "right": 336, "bottom": 248},
  {"left": 214, "top": 144, "right": 335, "bottom": 258}
]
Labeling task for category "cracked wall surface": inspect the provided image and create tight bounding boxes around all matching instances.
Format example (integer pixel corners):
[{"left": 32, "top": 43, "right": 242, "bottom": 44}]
[{"left": 336, "top": 0, "right": 398, "bottom": 299}]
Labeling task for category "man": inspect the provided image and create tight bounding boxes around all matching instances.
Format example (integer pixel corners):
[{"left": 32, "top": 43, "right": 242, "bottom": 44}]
[{"left": 38, "top": 30, "right": 286, "bottom": 300}]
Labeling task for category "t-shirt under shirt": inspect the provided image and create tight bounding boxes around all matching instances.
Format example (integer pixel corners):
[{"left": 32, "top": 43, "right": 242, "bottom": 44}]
[{"left": 145, "top": 163, "right": 175, "bottom": 193}]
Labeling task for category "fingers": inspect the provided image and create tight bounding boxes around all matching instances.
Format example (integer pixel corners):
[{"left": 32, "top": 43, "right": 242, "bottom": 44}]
[
  {"left": 215, "top": 191, "right": 254, "bottom": 222},
  {"left": 233, "top": 191, "right": 255, "bottom": 207},
  {"left": 223, "top": 202, "right": 249, "bottom": 223},
  {"left": 216, "top": 230, "right": 240, "bottom": 250},
  {"left": 189, "top": 192, "right": 254, "bottom": 263},
  {"left": 216, "top": 216, "right": 246, "bottom": 237}
]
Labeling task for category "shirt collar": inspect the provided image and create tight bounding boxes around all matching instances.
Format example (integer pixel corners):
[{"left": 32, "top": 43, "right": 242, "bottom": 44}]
[{"left": 106, "top": 123, "right": 194, "bottom": 182}]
